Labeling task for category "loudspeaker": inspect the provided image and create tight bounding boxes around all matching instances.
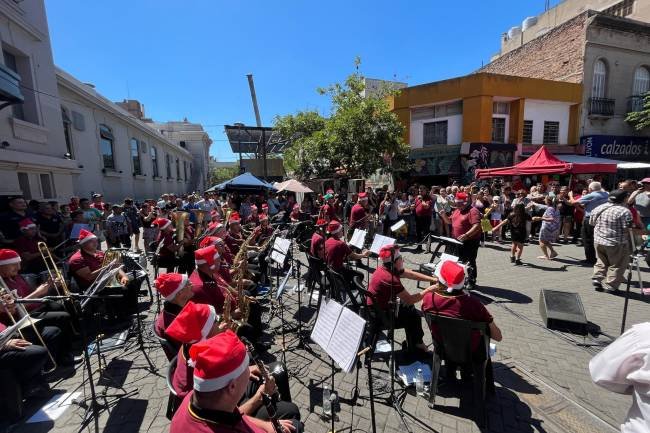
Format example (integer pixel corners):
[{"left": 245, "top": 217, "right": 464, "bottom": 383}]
[{"left": 539, "top": 289, "right": 588, "bottom": 335}]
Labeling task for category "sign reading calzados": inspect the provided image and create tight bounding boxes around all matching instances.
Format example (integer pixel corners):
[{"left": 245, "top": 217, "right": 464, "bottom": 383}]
[{"left": 582, "top": 135, "right": 650, "bottom": 161}]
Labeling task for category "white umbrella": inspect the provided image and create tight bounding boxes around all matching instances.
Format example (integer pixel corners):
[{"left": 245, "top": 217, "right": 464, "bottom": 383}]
[{"left": 275, "top": 179, "right": 313, "bottom": 193}]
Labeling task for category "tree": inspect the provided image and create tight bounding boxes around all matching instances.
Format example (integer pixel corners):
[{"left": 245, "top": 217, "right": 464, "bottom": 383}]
[
  {"left": 208, "top": 157, "right": 239, "bottom": 186},
  {"left": 274, "top": 59, "right": 409, "bottom": 180},
  {"left": 626, "top": 92, "right": 650, "bottom": 131}
]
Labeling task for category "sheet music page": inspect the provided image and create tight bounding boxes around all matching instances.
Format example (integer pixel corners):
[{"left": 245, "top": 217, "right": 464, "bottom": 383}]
[
  {"left": 370, "top": 234, "right": 396, "bottom": 255},
  {"left": 275, "top": 265, "right": 293, "bottom": 300},
  {"left": 437, "top": 235, "right": 463, "bottom": 245},
  {"left": 349, "top": 229, "right": 367, "bottom": 250},
  {"left": 310, "top": 299, "right": 343, "bottom": 351},
  {"left": 390, "top": 219, "right": 406, "bottom": 232},
  {"left": 439, "top": 253, "right": 459, "bottom": 263},
  {"left": 328, "top": 307, "right": 366, "bottom": 373},
  {"left": 0, "top": 315, "right": 30, "bottom": 346},
  {"left": 274, "top": 238, "right": 291, "bottom": 255}
]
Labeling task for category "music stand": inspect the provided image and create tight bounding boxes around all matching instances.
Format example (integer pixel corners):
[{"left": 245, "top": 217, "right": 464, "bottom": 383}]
[{"left": 270, "top": 237, "right": 291, "bottom": 364}]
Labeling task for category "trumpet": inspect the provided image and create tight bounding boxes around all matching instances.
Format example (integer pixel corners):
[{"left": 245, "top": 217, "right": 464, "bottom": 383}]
[{"left": 0, "top": 278, "right": 57, "bottom": 373}]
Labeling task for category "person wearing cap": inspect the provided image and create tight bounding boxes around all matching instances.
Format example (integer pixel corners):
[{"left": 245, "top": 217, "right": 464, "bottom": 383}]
[
  {"left": 289, "top": 204, "right": 301, "bottom": 223},
  {"left": 319, "top": 193, "right": 338, "bottom": 223},
  {"left": 569, "top": 181, "right": 609, "bottom": 264},
  {"left": 90, "top": 193, "right": 105, "bottom": 210},
  {"left": 309, "top": 219, "right": 327, "bottom": 260},
  {"left": 590, "top": 189, "right": 634, "bottom": 293},
  {"left": 12, "top": 219, "right": 47, "bottom": 274},
  {"left": 68, "top": 229, "right": 129, "bottom": 292},
  {"left": 246, "top": 205, "right": 260, "bottom": 226},
  {"left": 105, "top": 205, "right": 132, "bottom": 249},
  {"left": 450, "top": 192, "right": 482, "bottom": 289},
  {"left": 250, "top": 214, "right": 274, "bottom": 248},
  {"left": 153, "top": 217, "right": 182, "bottom": 272},
  {"left": 189, "top": 246, "right": 228, "bottom": 315},
  {"left": 224, "top": 213, "right": 244, "bottom": 256},
  {"left": 348, "top": 193, "right": 370, "bottom": 239},
  {"left": 422, "top": 260, "right": 502, "bottom": 370},
  {"left": 153, "top": 273, "right": 196, "bottom": 358},
  {"left": 324, "top": 220, "right": 370, "bottom": 282},
  {"left": 170, "top": 330, "right": 302, "bottom": 433},
  {"left": 367, "top": 244, "right": 437, "bottom": 353}
]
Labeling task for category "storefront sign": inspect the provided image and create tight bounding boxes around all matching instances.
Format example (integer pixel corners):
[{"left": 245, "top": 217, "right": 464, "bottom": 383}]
[
  {"left": 409, "top": 145, "right": 460, "bottom": 177},
  {"left": 460, "top": 143, "right": 516, "bottom": 183},
  {"left": 582, "top": 135, "right": 650, "bottom": 161}
]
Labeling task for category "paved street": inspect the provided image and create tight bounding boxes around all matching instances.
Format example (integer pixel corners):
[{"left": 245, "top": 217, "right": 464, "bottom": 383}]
[{"left": 6, "top": 241, "right": 648, "bottom": 433}]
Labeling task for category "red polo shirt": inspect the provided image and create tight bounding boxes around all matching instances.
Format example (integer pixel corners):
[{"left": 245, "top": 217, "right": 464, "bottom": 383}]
[
  {"left": 451, "top": 206, "right": 482, "bottom": 240},
  {"left": 325, "top": 237, "right": 351, "bottom": 270},
  {"left": 321, "top": 204, "right": 337, "bottom": 221},
  {"left": 367, "top": 266, "right": 404, "bottom": 310},
  {"left": 189, "top": 270, "right": 226, "bottom": 314},
  {"left": 158, "top": 231, "right": 176, "bottom": 258},
  {"left": 68, "top": 249, "right": 104, "bottom": 291},
  {"left": 310, "top": 232, "right": 325, "bottom": 259},
  {"left": 171, "top": 346, "right": 193, "bottom": 399},
  {"left": 224, "top": 231, "right": 243, "bottom": 256},
  {"left": 421, "top": 291, "right": 493, "bottom": 351},
  {"left": 415, "top": 197, "right": 433, "bottom": 217},
  {"left": 349, "top": 204, "right": 367, "bottom": 229},
  {"left": 4, "top": 274, "right": 40, "bottom": 312},
  {"left": 170, "top": 393, "right": 266, "bottom": 433}
]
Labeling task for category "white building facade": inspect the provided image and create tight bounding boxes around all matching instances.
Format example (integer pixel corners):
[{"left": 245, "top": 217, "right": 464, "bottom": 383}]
[
  {"left": 56, "top": 69, "right": 194, "bottom": 203},
  {"left": 0, "top": 0, "right": 77, "bottom": 202}
]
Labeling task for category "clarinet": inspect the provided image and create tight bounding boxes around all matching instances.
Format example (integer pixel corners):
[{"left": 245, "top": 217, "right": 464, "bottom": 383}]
[
  {"left": 241, "top": 337, "right": 281, "bottom": 401},
  {"left": 261, "top": 393, "right": 284, "bottom": 433}
]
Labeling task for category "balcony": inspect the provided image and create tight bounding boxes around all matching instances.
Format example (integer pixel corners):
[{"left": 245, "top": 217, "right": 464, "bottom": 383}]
[
  {"left": 588, "top": 97, "right": 615, "bottom": 117},
  {"left": 627, "top": 95, "right": 647, "bottom": 113}
]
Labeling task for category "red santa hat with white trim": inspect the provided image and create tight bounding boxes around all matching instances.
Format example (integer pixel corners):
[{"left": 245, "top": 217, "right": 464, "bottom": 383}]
[
  {"left": 78, "top": 229, "right": 97, "bottom": 245},
  {"left": 434, "top": 260, "right": 466, "bottom": 292},
  {"left": 327, "top": 220, "right": 342, "bottom": 235},
  {"left": 259, "top": 213, "right": 269, "bottom": 222},
  {"left": 378, "top": 244, "right": 400, "bottom": 263},
  {"left": 194, "top": 245, "right": 220, "bottom": 269},
  {"left": 19, "top": 219, "right": 37, "bottom": 231},
  {"left": 166, "top": 301, "right": 218, "bottom": 344},
  {"left": 153, "top": 218, "right": 172, "bottom": 230},
  {"left": 190, "top": 330, "right": 249, "bottom": 392},
  {"left": 358, "top": 192, "right": 368, "bottom": 201},
  {"left": 229, "top": 212, "right": 241, "bottom": 224},
  {"left": 154, "top": 272, "right": 189, "bottom": 301},
  {"left": 0, "top": 249, "right": 21, "bottom": 266}
]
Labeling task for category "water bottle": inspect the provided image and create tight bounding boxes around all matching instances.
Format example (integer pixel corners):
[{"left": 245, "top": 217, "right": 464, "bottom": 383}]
[
  {"left": 415, "top": 368, "right": 425, "bottom": 396},
  {"left": 323, "top": 384, "right": 332, "bottom": 416}
]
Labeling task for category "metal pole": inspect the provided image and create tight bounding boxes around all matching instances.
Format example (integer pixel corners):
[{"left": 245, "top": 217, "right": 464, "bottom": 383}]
[{"left": 262, "top": 129, "right": 268, "bottom": 180}]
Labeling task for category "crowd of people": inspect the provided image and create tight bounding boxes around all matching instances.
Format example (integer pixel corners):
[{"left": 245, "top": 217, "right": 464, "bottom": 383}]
[{"left": 0, "top": 174, "right": 648, "bottom": 431}]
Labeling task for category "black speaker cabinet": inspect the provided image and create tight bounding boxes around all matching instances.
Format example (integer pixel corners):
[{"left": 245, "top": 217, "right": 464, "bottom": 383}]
[{"left": 539, "top": 289, "right": 588, "bottom": 335}]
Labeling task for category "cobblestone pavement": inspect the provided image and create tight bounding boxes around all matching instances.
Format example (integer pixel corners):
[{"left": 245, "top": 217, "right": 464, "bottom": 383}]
[{"left": 6, "top": 240, "right": 648, "bottom": 433}]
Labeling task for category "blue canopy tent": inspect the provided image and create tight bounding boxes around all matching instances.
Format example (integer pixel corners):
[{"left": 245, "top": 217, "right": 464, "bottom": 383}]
[{"left": 206, "top": 172, "right": 276, "bottom": 193}]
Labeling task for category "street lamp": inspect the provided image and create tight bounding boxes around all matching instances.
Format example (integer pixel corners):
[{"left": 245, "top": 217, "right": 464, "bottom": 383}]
[{"left": 234, "top": 122, "right": 244, "bottom": 174}]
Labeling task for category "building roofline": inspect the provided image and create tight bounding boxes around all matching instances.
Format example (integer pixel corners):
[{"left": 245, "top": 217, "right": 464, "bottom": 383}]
[
  {"left": 588, "top": 12, "right": 650, "bottom": 35},
  {"left": 400, "top": 72, "right": 582, "bottom": 92}
]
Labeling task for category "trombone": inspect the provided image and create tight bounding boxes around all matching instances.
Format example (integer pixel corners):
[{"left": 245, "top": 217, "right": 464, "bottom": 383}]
[
  {"left": 0, "top": 277, "right": 57, "bottom": 373},
  {"left": 37, "top": 242, "right": 71, "bottom": 297}
]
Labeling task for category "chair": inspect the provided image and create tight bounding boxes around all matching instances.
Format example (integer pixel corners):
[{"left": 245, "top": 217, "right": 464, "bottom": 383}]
[
  {"left": 326, "top": 268, "right": 364, "bottom": 312},
  {"left": 153, "top": 320, "right": 179, "bottom": 362},
  {"left": 165, "top": 356, "right": 181, "bottom": 420},
  {"left": 306, "top": 254, "right": 326, "bottom": 309},
  {"left": 424, "top": 313, "right": 494, "bottom": 427}
]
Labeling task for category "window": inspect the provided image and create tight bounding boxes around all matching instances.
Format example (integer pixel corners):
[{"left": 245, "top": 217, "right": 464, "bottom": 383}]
[
  {"left": 493, "top": 102, "right": 510, "bottom": 115},
  {"left": 3, "top": 48, "right": 37, "bottom": 124},
  {"left": 176, "top": 158, "right": 181, "bottom": 180},
  {"left": 492, "top": 118, "right": 506, "bottom": 143},
  {"left": 61, "top": 107, "right": 74, "bottom": 158},
  {"left": 17, "top": 172, "right": 31, "bottom": 200},
  {"left": 543, "top": 121, "right": 560, "bottom": 144},
  {"left": 592, "top": 59, "right": 607, "bottom": 99},
  {"left": 99, "top": 124, "right": 115, "bottom": 169},
  {"left": 603, "top": 0, "right": 634, "bottom": 17},
  {"left": 166, "top": 154, "right": 172, "bottom": 179},
  {"left": 423, "top": 121, "right": 448, "bottom": 146},
  {"left": 3, "top": 50, "right": 24, "bottom": 121},
  {"left": 412, "top": 101, "right": 462, "bottom": 121},
  {"left": 633, "top": 66, "right": 650, "bottom": 96},
  {"left": 130, "top": 138, "right": 142, "bottom": 175},
  {"left": 40, "top": 174, "right": 54, "bottom": 199},
  {"left": 522, "top": 120, "right": 533, "bottom": 145},
  {"left": 151, "top": 146, "right": 159, "bottom": 177},
  {"left": 183, "top": 161, "right": 188, "bottom": 181}
]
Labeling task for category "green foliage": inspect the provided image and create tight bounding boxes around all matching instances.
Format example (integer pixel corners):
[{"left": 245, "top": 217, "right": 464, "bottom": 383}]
[
  {"left": 274, "top": 59, "right": 409, "bottom": 180},
  {"left": 208, "top": 159, "right": 240, "bottom": 186},
  {"left": 626, "top": 92, "right": 650, "bottom": 131}
]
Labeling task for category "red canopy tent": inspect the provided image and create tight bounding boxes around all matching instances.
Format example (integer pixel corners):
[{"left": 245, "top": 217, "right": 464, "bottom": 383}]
[{"left": 474, "top": 146, "right": 617, "bottom": 179}]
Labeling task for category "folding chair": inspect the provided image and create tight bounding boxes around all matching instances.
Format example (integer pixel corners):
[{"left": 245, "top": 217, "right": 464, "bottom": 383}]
[
  {"left": 306, "top": 253, "right": 327, "bottom": 310},
  {"left": 153, "top": 321, "right": 179, "bottom": 362},
  {"left": 165, "top": 356, "right": 181, "bottom": 420}
]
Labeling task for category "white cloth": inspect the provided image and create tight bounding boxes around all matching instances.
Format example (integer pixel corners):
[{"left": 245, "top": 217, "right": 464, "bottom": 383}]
[{"left": 589, "top": 322, "right": 650, "bottom": 433}]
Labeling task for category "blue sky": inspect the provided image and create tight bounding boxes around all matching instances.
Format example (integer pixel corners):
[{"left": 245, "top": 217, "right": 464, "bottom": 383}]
[{"left": 45, "top": 0, "right": 562, "bottom": 161}]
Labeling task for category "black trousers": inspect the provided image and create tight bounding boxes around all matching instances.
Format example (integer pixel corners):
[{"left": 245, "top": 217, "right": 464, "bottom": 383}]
[
  {"left": 582, "top": 222, "right": 596, "bottom": 264},
  {"left": 369, "top": 304, "right": 424, "bottom": 352},
  {"left": 458, "top": 238, "right": 480, "bottom": 284},
  {"left": 30, "top": 305, "right": 73, "bottom": 361},
  {"left": 415, "top": 215, "right": 431, "bottom": 243}
]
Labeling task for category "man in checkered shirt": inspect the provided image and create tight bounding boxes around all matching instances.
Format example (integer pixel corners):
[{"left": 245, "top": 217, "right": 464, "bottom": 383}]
[{"left": 590, "top": 189, "right": 633, "bottom": 293}]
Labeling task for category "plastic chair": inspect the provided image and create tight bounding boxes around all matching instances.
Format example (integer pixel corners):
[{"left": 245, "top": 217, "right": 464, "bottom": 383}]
[
  {"left": 153, "top": 320, "right": 179, "bottom": 362},
  {"left": 424, "top": 313, "right": 493, "bottom": 427},
  {"left": 326, "top": 268, "right": 364, "bottom": 311},
  {"left": 165, "top": 355, "right": 180, "bottom": 420}
]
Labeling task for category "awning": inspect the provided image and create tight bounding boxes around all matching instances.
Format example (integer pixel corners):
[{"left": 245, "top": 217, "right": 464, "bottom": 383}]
[
  {"left": 206, "top": 172, "right": 276, "bottom": 192},
  {"left": 274, "top": 179, "right": 313, "bottom": 193},
  {"left": 556, "top": 154, "right": 650, "bottom": 170}
]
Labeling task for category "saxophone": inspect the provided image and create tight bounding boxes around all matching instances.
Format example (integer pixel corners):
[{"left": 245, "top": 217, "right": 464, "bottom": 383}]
[{"left": 174, "top": 211, "right": 189, "bottom": 258}]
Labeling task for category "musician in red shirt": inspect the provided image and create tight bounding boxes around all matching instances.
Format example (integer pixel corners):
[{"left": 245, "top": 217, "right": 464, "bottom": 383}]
[
  {"left": 170, "top": 331, "right": 302, "bottom": 433},
  {"left": 153, "top": 218, "right": 181, "bottom": 272},
  {"left": 348, "top": 193, "right": 369, "bottom": 234},
  {"left": 309, "top": 219, "right": 327, "bottom": 260},
  {"left": 450, "top": 192, "right": 483, "bottom": 289},
  {"left": 68, "top": 229, "right": 129, "bottom": 292},
  {"left": 319, "top": 193, "right": 338, "bottom": 222},
  {"left": 12, "top": 219, "right": 47, "bottom": 274},
  {"left": 224, "top": 213, "right": 244, "bottom": 256},
  {"left": 324, "top": 220, "right": 369, "bottom": 283},
  {"left": 190, "top": 246, "right": 228, "bottom": 314},
  {"left": 414, "top": 187, "right": 433, "bottom": 250},
  {"left": 153, "top": 272, "right": 195, "bottom": 360},
  {"left": 366, "top": 245, "right": 436, "bottom": 354}
]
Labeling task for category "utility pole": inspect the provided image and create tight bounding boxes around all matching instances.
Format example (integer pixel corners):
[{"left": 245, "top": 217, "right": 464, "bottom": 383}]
[{"left": 246, "top": 74, "right": 267, "bottom": 179}]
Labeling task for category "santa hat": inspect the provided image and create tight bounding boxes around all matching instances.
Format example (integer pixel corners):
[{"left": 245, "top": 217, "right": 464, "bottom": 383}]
[
  {"left": 293, "top": 203, "right": 300, "bottom": 210},
  {"left": 434, "top": 260, "right": 466, "bottom": 292},
  {"left": 190, "top": 331, "right": 249, "bottom": 392},
  {"left": 325, "top": 188, "right": 335, "bottom": 195},
  {"left": 195, "top": 245, "right": 220, "bottom": 269},
  {"left": 315, "top": 218, "right": 327, "bottom": 227},
  {"left": 229, "top": 212, "right": 241, "bottom": 223},
  {"left": 358, "top": 192, "right": 368, "bottom": 200},
  {"left": 198, "top": 236, "right": 220, "bottom": 249},
  {"left": 166, "top": 301, "right": 217, "bottom": 344},
  {"left": 78, "top": 229, "right": 97, "bottom": 245},
  {"left": 153, "top": 218, "right": 172, "bottom": 230},
  {"left": 154, "top": 273, "right": 189, "bottom": 300},
  {"left": 259, "top": 213, "right": 269, "bottom": 222},
  {"left": 327, "top": 220, "right": 342, "bottom": 235},
  {"left": 0, "top": 249, "right": 21, "bottom": 266},
  {"left": 379, "top": 244, "right": 400, "bottom": 263},
  {"left": 261, "top": 203, "right": 269, "bottom": 210},
  {"left": 454, "top": 192, "right": 468, "bottom": 203},
  {"left": 19, "top": 219, "right": 37, "bottom": 231}
]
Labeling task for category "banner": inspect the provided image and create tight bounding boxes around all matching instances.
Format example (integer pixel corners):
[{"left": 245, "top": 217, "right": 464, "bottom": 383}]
[{"left": 582, "top": 135, "right": 650, "bottom": 161}]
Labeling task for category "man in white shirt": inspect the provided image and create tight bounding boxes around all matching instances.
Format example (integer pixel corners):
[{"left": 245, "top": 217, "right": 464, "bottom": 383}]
[
  {"left": 590, "top": 322, "right": 650, "bottom": 433},
  {"left": 196, "top": 192, "right": 216, "bottom": 223}
]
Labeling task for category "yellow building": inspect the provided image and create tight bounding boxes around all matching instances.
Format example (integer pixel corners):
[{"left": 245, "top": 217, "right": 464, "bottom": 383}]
[{"left": 388, "top": 73, "right": 582, "bottom": 183}]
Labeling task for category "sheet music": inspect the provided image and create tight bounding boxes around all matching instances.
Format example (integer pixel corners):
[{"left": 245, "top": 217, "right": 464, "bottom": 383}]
[
  {"left": 436, "top": 235, "right": 463, "bottom": 245},
  {"left": 329, "top": 307, "right": 366, "bottom": 373},
  {"left": 0, "top": 315, "right": 30, "bottom": 346},
  {"left": 271, "top": 237, "right": 291, "bottom": 265},
  {"left": 275, "top": 265, "right": 293, "bottom": 300},
  {"left": 349, "top": 229, "right": 367, "bottom": 250},
  {"left": 398, "top": 361, "right": 432, "bottom": 385},
  {"left": 310, "top": 299, "right": 342, "bottom": 350},
  {"left": 370, "top": 234, "right": 396, "bottom": 255},
  {"left": 390, "top": 219, "right": 406, "bottom": 232}
]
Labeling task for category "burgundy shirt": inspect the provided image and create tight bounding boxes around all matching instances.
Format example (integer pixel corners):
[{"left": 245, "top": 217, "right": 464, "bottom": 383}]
[
  {"left": 172, "top": 346, "right": 193, "bottom": 399},
  {"left": 158, "top": 231, "right": 176, "bottom": 258},
  {"left": 170, "top": 393, "right": 266, "bottom": 433},
  {"left": 320, "top": 204, "right": 337, "bottom": 221},
  {"left": 224, "top": 232, "right": 243, "bottom": 256},
  {"left": 367, "top": 266, "right": 404, "bottom": 310},
  {"left": 68, "top": 250, "right": 104, "bottom": 291},
  {"left": 13, "top": 235, "right": 45, "bottom": 273},
  {"left": 421, "top": 291, "right": 493, "bottom": 351},
  {"left": 4, "top": 274, "right": 40, "bottom": 313},
  {"left": 310, "top": 232, "right": 325, "bottom": 259},
  {"left": 154, "top": 302, "right": 183, "bottom": 358},
  {"left": 415, "top": 198, "right": 433, "bottom": 217},
  {"left": 325, "top": 237, "right": 351, "bottom": 271},
  {"left": 349, "top": 204, "right": 367, "bottom": 229},
  {"left": 451, "top": 206, "right": 482, "bottom": 240},
  {"left": 189, "top": 270, "right": 226, "bottom": 314}
]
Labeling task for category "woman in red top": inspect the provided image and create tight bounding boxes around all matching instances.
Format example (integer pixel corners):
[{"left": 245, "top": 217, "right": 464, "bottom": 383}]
[{"left": 414, "top": 186, "right": 433, "bottom": 251}]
